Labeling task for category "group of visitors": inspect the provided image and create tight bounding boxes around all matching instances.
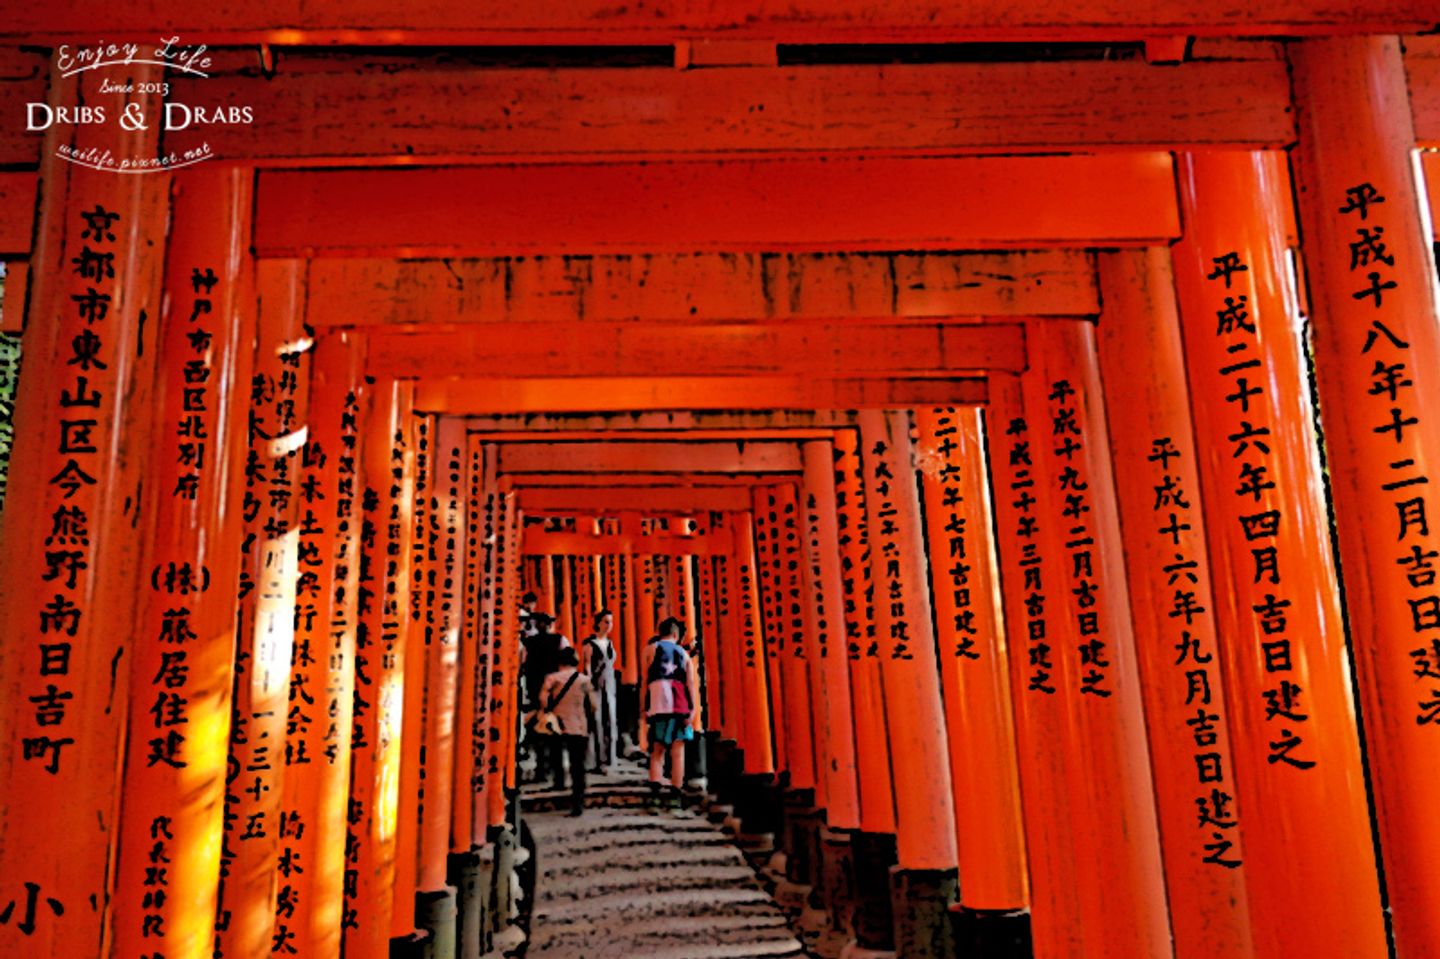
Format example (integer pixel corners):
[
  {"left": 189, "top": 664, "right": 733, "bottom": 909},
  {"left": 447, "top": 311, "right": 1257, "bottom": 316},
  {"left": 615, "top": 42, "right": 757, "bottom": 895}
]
[{"left": 518, "top": 593, "right": 698, "bottom": 816}]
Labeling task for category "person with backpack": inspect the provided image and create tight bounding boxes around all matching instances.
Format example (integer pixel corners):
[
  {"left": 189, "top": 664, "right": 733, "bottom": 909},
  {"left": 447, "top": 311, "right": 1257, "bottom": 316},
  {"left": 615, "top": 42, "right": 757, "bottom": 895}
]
[
  {"left": 535, "top": 646, "right": 597, "bottom": 816},
  {"left": 643, "top": 617, "right": 698, "bottom": 797},
  {"left": 521, "top": 612, "right": 571, "bottom": 782},
  {"left": 581, "top": 608, "right": 619, "bottom": 773}
]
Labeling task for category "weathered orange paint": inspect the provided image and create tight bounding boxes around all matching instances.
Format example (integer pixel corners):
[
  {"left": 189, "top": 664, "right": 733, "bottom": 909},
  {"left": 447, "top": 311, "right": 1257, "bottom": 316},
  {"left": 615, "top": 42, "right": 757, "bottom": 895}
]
[
  {"left": 855, "top": 410, "right": 957, "bottom": 873},
  {"left": 1172, "top": 150, "right": 1388, "bottom": 958},
  {"left": 913, "top": 408, "right": 1028, "bottom": 911},
  {"left": 111, "top": 166, "right": 256, "bottom": 959},
  {"left": 831, "top": 427, "right": 896, "bottom": 835},
  {"left": 276, "top": 330, "right": 368, "bottom": 958},
  {"left": 0, "top": 66, "right": 168, "bottom": 959},
  {"left": 1290, "top": 37, "right": 1440, "bottom": 957},
  {"left": 344, "top": 379, "right": 416, "bottom": 959},
  {"left": 1095, "top": 250, "right": 1254, "bottom": 957},
  {"left": 801, "top": 441, "right": 860, "bottom": 830},
  {"left": 220, "top": 259, "right": 311, "bottom": 959}
]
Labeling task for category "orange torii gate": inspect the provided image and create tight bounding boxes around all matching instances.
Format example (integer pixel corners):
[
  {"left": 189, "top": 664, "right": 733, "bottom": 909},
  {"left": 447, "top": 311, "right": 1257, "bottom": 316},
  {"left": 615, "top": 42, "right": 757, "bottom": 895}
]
[{"left": 3, "top": 12, "right": 1440, "bottom": 959}]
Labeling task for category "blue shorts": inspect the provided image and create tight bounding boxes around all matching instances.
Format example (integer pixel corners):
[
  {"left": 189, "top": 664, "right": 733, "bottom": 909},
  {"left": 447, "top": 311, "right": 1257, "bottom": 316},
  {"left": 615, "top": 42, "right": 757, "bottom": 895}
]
[{"left": 648, "top": 716, "right": 695, "bottom": 745}]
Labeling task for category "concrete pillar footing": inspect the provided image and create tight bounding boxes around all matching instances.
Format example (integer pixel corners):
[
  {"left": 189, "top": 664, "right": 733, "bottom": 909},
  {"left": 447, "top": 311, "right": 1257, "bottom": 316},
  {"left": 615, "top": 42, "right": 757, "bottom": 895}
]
[
  {"left": 949, "top": 904, "right": 1034, "bottom": 959},
  {"left": 889, "top": 866, "right": 958, "bottom": 959},
  {"left": 416, "top": 885, "right": 458, "bottom": 959}
]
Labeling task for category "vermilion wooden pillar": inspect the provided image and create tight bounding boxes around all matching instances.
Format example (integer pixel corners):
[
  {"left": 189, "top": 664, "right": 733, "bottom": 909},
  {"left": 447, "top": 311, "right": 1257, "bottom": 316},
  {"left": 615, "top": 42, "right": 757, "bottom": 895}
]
[
  {"left": 1095, "top": 250, "right": 1254, "bottom": 958},
  {"left": 392, "top": 412, "right": 433, "bottom": 941},
  {"left": 344, "top": 379, "right": 416, "bottom": 959},
  {"left": 696, "top": 550, "right": 722, "bottom": 732},
  {"left": 772, "top": 483, "right": 818, "bottom": 794},
  {"left": 751, "top": 490, "right": 791, "bottom": 776},
  {"left": 1018, "top": 320, "right": 1171, "bottom": 958},
  {"left": 855, "top": 410, "right": 959, "bottom": 959},
  {"left": 831, "top": 427, "right": 897, "bottom": 836},
  {"left": 1172, "top": 151, "right": 1387, "bottom": 958},
  {"left": 729, "top": 511, "right": 775, "bottom": 775},
  {"left": 411, "top": 416, "right": 465, "bottom": 952},
  {"left": 0, "top": 67, "right": 169, "bottom": 958},
  {"left": 220, "top": 260, "right": 311, "bottom": 959},
  {"left": 912, "top": 408, "right": 1030, "bottom": 938},
  {"left": 710, "top": 551, "right": 738, "bottom": 743},
  {"left": 636, "top": 553, "right": 658, "bottom": 645},
  {"left": 984, "top": 373, "right": 1085, "bottom": 959},
  {"left": 557, "top": 556, "right": 575, "bottom": 641},
  {"left": 277, "top": 330, "right": 368, "bottom": 958},
  {"left": 801, "top": 441, "right": 860, "bottom": 831},
  {"left": 495, "top": 488, "right": 525, "bottom": 809},
  {"left": 539, "top": 555, "right": 557, "bottom": 620},
  {"left": 474, "top": 443, "right": 504, "bottom": 832},
  {"left": 110, "top": 166, "right": 256, "bottom": 959},
  {"left": 1290, "top": 37, "right": 1440, "bottom": 957}
]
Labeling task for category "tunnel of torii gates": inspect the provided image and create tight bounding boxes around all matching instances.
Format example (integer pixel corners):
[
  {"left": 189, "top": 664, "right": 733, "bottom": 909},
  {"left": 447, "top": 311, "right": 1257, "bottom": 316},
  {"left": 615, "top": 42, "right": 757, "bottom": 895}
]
[{"left": 8, "top": 9, "right": 1440, "bottom": 959}]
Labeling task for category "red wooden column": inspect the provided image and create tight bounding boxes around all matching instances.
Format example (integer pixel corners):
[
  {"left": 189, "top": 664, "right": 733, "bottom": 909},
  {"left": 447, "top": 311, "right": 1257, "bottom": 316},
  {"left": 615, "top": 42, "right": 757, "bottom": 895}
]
[
  {"left": 802, "top": 440, "right": 861, "bottom": 831},
  {"left": 539, "top": 555, "right": 557, "bottom": 620},
  {"left": 1095, "top": 250, "right": 1254, "bottom": 958},
  {"left": 729, "top": 511, "right": 775, "bottom": 776},
  {"left": 912, "top": 408, "right": 1030, "bottom": 940},
  {"left": 557, "top": 556, "right": 576, "bottom": 641},
  {"left": 276, "top": 330, "right": 368, "bottom": 958},
  {"left": 0, "top": 67, "right": 168, "bottom": 958},
  {"left": 636, "top": 552, "right": 659, "bottom": 645},
  {"left": 409, "top": 416, "right": 465, "bottom": 951},
  {"left": 219, "top": 260, "right": 311, "bottom": 959},
  {"left": 855, "top": 409, "right": 959, "bottom": 959},
  {"left": 709, "top": 550, "right": 737, "bottom": 743},
  {"left": 1020, "top": 320, "right": 1171, "bottom": 958},
  {"left": 696, "top": 549, "right": 722, "bottom": 732},
  {"left": 831, "top": 426, "right": 898, "bottom": 869},
  {"left": 495, "top": 488, "right": 525, "bottom": 809},
  {"left": 1172, "top": 151, "right": 1387, "bottom": 958},
  {"left": 800, "top": 440, "right": 852, "bottom": 823},
  {"left": 984, "top": 373, "right": 1084, "bottom": 959},
  {"left": 750, "top": 489, "right": 791, "bottom": 776},
  {"left": 453, "top": 434, "right": 494, "bottom": 850},
  {"left": 343, "top": 380, "right": 416, "bottom": 959},
  {"left": 1290, "top": 37, "right": 1440, "bottom": 957},
  {"left": 391, "top": 412, "right": 432, "bottom": 943},
  {"left": 773, "top": 483, "right": 819, "bottom": 796},
  {"left": 109, "top": 166, "right": 256, "bottom": 959},
  {"left": 474, "top": 443, "right": 504, "bottom": 832}
]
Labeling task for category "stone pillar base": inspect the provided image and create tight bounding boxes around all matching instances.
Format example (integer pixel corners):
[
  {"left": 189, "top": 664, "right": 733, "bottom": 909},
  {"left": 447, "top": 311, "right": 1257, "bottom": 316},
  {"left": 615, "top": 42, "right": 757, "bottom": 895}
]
[
  {"left": 849, "top": 831, "right": 898, "bottom": 951},
  {"left": 889, "top": 866, "right": 958, "bottom": 959},
  {"left": 818, "top": 826, "right": 858, "bottom": 937},
  {"left": 488, "top": 824, "right": 518, "bottom": 947},
  {"left": 949, "top": 904, "right": 1034, "bottom": 959},
  {"left": 448, "top": 848, "right": 484, "bottom": 959},
  {"left": 416, "top": 886, "right": 458, "bottom": 959},
  {"left": 736, "top": 772, "right": 782, "bottom": 836},
  {"left": 389, "top": 931, "right": 429, "bottom": 959}
]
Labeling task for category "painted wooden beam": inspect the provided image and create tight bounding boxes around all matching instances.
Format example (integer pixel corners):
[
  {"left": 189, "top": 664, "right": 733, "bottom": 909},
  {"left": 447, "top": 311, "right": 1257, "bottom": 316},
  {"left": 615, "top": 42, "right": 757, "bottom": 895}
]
[
  {"left": 519, "top": 486, "right": 754, "bottom": 513},
  {"left": 415, "top": 374, "right": 988, "bottom": 412},
  {"left": 2, "top": 2, "right": 1435, "bottom": 42},
  {"left": 165, "top": 55, "right": 1294, "bottom": 162},
  {"left": 466, "top": 410, "right": 857, "bottom": 431},
  {"left": 498, "top": 439, "right": 805, "bottom": 474},
  {"left": 507, "top": 473, "right": 794, "bottom": 487},
  {"left": 254, "top": 154, "right": 1178, "bottom": 257},
  {"left": 363, "top": 320, "right": 1026, "bottom": 379},
  {"left": 305, "top": 251, "right": 1097, "bottom": 326}
]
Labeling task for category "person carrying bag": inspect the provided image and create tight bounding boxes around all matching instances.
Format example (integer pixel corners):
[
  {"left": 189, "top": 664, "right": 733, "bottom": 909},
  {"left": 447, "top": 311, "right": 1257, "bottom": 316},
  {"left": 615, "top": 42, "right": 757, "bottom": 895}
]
[{"left": 535, "top": 647, "right": 598, "bottom": 815}]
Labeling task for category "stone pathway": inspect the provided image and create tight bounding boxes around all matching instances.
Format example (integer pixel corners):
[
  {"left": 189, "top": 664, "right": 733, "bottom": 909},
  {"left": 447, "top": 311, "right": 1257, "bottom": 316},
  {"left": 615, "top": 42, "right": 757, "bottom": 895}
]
[{"left": 522, "top": 762, "right": 806, "bottom": 959}]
